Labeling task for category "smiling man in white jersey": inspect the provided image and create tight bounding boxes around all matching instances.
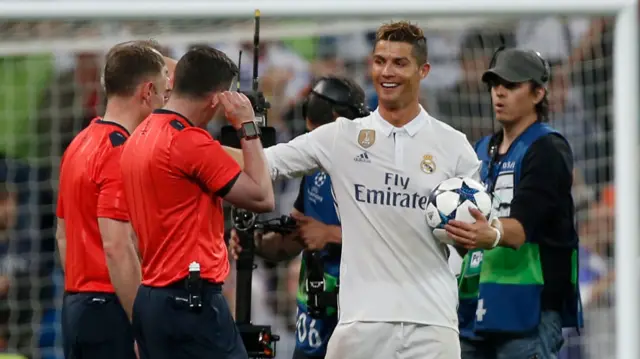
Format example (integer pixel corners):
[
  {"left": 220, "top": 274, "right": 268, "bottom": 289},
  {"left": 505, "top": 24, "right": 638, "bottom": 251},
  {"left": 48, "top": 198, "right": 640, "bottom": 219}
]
[{"left": 225, "top": 21, "right": 480, "bottom": 359}]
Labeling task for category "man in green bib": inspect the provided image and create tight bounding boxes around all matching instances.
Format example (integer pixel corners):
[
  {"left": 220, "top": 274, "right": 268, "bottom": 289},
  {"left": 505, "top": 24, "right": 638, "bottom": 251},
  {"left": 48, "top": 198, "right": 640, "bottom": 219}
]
[{"left": 444, "top": 48, "right": 582, "bottom": 359}]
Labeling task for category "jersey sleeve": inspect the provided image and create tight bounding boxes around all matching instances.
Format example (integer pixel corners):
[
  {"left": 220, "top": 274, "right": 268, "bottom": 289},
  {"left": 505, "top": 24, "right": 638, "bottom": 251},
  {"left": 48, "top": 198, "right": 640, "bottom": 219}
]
[
  {"left": 170, "top": 127, "right": 242, "bottom": 197},
  {"left": 96, "top": 147, "right": 129, "bottom": 221},
  {"left": 509, "top": 134, "right": 573, "bottom": 242},
  {"left": 265, "top": 120, "right": 338, "bottom": 181},
  {"left": 455, "top": 135, "right": 482, "bottom": 182}
]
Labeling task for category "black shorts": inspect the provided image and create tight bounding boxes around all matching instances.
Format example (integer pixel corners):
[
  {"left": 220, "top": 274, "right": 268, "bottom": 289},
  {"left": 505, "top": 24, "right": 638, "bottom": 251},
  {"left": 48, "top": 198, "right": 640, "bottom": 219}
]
[
  {"left": 133, "top": 282, "right": 248, "bottom": 359},
  {"left": 62, "top": 292, "right": 135, "bottom": 359}
]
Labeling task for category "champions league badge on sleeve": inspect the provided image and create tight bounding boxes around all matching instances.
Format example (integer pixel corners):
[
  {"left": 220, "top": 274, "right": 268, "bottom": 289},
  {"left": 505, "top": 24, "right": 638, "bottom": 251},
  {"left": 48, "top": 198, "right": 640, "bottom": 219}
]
[{"left": 314, "top": 171, "right": 327, "bottom": 188}]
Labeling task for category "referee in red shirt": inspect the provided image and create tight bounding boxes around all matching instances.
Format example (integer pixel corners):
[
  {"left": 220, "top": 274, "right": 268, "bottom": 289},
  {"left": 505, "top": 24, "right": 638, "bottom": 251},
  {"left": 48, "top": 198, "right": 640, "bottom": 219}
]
[
  {"left": 121, "top": 45, "right": 274, "bottom": 359},
  {"left": 56, "top": 43, "right": 169, "bottom": 358}
]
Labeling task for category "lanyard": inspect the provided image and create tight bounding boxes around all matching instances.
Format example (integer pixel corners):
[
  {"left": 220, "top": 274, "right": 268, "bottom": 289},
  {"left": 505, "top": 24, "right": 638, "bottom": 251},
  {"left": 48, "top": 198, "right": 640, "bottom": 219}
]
[{"left": 485, "top": 134, "right": 502, "bottom": 194}]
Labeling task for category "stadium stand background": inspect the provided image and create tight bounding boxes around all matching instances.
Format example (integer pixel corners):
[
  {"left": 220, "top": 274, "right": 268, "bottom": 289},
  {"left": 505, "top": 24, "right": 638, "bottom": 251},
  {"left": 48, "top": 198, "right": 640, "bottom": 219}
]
[{"left": 0, "top": 16, "right": 615, "bottom": 359}]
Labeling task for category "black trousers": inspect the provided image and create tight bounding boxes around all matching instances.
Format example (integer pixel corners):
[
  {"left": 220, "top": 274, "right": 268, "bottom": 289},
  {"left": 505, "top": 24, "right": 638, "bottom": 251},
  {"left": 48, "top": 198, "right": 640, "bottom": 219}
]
[
  {"left": 133, "top": 282, "right": 248, "bottom": 359},
  {"left": 292, "top": 347, "right": 325, "bottom": 359},
  {"left": 62, "top": 292, "right": 135, "bottom": 359}
]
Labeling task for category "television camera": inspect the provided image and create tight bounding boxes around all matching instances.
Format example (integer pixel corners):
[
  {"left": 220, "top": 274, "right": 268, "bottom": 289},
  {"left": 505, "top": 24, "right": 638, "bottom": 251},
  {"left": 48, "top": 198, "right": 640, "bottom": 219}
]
[
  {"left": 217, "top": 9, "right": 282, "bottom": 359},
  {"left": 228, "top": 207, "right": 299, "bottom": 358},
  {"left": 220, "top": 10, "right": 344, "bottom": 357},
  {"left": 231, "top": 206, "right": 340, "bottom": 322}
]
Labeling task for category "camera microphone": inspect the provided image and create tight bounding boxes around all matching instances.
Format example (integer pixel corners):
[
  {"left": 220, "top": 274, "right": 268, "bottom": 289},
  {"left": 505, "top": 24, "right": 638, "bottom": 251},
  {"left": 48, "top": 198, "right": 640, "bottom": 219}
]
[{"left": 219, "top": 9, "right": 277, "bottom": 149}]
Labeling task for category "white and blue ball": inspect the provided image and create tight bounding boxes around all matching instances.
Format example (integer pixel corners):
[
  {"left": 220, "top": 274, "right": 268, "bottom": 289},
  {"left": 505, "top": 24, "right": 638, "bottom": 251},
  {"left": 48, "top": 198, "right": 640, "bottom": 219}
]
[{"left": 425, "top": 177, "right": 492, "bottom": 245}]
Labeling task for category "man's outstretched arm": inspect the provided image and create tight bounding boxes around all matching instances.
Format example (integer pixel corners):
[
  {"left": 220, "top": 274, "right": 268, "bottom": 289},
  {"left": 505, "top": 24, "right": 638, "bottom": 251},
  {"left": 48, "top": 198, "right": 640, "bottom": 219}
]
[
  {"left": 224, "top": 121, "right": 339, "bottom": 180},
  {"left": 173, "top": 92, "right": 274, "bottom": 213}
]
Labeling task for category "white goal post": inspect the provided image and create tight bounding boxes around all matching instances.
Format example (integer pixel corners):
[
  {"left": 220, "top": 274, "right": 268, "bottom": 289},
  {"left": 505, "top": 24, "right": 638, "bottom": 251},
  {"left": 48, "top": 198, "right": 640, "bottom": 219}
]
[{"left": 0, "top": 0, "right": 636, "bottom": 358}]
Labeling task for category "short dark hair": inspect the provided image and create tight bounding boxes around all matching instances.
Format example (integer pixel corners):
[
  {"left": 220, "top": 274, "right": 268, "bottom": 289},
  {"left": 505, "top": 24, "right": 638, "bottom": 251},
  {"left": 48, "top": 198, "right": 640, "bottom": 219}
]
[
  {"left": 103, "top": 43, "right": 165, "bottom": 98},
  {"left": 375, "top": 21, "right": 428, "bottom": 65},
  {"left": 172, "top": 45, "right": 239, "bottom": 99},
  {"left": 306, "top": 76, "right": 366, "bottom": 127}
]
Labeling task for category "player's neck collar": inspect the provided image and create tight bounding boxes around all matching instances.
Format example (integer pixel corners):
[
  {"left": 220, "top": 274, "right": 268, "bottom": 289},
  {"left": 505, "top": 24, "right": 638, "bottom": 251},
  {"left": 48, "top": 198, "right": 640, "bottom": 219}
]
[{"left": 374, "top": 105, "right": 429, "bottom": 137}]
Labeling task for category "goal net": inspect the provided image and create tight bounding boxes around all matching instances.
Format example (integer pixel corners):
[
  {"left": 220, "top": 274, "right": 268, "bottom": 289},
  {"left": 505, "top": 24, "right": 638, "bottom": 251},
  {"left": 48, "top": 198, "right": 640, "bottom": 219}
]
[{"left": 0, "top": 2, "right": 635, "bottom": 359}]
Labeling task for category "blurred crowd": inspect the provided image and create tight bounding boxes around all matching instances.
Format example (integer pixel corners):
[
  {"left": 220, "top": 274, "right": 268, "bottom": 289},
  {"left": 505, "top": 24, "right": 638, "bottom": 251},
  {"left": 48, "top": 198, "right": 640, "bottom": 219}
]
[{"left": 0, "top": 15, "right": 616, "bottom": 359}]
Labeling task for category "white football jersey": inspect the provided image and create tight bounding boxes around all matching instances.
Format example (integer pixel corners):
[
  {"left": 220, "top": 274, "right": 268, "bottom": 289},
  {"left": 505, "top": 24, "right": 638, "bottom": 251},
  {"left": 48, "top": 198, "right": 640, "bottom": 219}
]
[{"left": 265, "top": 107, "right": 480, "bottom": 331}]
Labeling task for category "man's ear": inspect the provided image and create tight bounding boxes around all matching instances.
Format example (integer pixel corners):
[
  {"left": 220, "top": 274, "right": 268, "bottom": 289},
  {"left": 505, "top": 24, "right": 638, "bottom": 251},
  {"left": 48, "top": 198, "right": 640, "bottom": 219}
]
[
  {"left": 419, "top": 62, "right": 431, "bottom": 79},
  {"left": 210, "top": 93, "right": 220, "bottom": 110},
  {"left": 534, "top": 87, "right": 546, "bottom": 105},
  {"left": 140, "top": 82, "right": 154, "bottom": 103},
  {"left": 209, "top": 93, "right": 225, "bottom": 123}
]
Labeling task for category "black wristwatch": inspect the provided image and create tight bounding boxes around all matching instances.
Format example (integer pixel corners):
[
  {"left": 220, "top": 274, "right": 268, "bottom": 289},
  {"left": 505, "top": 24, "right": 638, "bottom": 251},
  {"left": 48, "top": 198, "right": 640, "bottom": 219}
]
[{"left": 237, "top": 121, "right": 261, "bottom": 140}]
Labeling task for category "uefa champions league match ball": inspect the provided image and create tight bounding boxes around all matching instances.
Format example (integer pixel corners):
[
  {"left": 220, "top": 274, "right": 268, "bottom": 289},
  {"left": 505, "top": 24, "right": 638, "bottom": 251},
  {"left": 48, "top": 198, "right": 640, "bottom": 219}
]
[{"left": 425, "top": 177, "right": 493, "bottom": 246}]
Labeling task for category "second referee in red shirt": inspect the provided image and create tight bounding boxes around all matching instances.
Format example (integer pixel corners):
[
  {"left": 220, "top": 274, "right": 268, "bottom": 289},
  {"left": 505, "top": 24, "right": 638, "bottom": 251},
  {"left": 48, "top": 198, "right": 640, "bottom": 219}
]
[
  {"left": 120, "top": 46, "right": 274, "bottom": 359},
  {"left": 56, "top": 43, "right": 169, "bottom": 359}
]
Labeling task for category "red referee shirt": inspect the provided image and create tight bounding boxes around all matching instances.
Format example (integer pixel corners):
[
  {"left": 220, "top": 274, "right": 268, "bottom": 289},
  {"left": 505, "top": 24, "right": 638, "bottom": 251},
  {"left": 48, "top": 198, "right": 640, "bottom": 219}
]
[
  {"left": 57, "top": 118, "right": 130, "bottom": 293},
  {"left": 120, "top": 109, "right": 241, "bottom": 287}
]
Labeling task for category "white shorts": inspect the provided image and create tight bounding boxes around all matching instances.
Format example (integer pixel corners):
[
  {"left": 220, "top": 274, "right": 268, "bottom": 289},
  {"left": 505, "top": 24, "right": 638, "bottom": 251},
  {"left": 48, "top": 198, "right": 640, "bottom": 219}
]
[{"left": 325, "top": 321, "right": 461, "bottom": 359}]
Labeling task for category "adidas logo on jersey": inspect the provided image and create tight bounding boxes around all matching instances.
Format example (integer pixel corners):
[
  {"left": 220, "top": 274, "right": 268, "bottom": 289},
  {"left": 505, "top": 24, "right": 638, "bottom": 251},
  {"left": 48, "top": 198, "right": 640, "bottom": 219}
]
[{"left": 354, "top": 152, "right": 371, "bottom": 163}]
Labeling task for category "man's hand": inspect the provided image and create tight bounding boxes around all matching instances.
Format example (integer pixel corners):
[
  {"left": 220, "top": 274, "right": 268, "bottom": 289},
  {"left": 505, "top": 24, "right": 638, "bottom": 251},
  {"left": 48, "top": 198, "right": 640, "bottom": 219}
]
[
  {"left": 228, "top": 229, "right": 241, "bottom": 260},
  {"left": 444, "top": 208, "right": 499, "bottom": 250},
  {"left": 218, "top": 91, "right": 256, "bottom": 129},
  {"left": 229, "top": 228, "right": 302, "bottom": 262},
  {"left": 228, "top": 229, "right": 260, "bottom": 261},
  {"left": 292, "top": 213, "right": 335, "bottom": 250}
]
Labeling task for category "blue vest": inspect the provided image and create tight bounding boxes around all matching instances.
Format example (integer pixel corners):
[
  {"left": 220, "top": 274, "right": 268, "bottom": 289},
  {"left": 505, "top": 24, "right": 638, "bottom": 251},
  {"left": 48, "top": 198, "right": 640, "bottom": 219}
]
[
  {"left": 458, "top": 122, "right": 581, "bottom": 337},
  {"left": 302, "top": 171, "right": 341, "bottom": 229},
  {"left": 295, "top": 170, "right": 341, "bottom": 356},
  {"left": 476, "top": 123, "right": 558, "bottom": 209}
]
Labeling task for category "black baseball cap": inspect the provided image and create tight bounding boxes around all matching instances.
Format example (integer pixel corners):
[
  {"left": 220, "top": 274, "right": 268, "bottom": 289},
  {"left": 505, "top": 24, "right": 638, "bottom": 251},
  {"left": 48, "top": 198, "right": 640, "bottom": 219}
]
[{"left": 482, "top": 48, "right": 548, "bottom": 86}]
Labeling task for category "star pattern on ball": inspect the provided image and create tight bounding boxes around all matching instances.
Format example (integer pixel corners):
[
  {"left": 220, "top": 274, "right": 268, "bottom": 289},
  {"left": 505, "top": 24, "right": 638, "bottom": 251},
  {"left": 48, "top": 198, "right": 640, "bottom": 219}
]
[{"left": 456, "top": 181, "right": 480, "bottom": 205}]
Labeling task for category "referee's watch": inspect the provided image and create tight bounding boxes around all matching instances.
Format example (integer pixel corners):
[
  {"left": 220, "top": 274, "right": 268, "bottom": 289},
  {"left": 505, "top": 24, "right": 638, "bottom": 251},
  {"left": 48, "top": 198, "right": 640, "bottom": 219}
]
[{"left": 237, "top": 121, "right": 261, "bottom": 140}]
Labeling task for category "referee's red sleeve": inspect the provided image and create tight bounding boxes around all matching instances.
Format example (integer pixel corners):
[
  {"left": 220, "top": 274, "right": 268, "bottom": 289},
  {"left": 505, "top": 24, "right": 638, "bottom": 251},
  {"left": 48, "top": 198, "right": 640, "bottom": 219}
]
[
  {"left": 170, "top": 127, "right": 241, "bottom": 195},
  {"left": 96, "top": 148, "right": 129, "bottom": 221}
]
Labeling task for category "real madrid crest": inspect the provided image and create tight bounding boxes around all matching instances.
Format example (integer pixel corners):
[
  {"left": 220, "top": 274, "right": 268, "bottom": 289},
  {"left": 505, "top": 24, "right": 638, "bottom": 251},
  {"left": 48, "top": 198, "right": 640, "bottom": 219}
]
[
  {"left": 357, "top": 129, "right": 376, "bottom": 149},
  {"left": 420, "top": 154, "right": 436, "bottom": 174}
]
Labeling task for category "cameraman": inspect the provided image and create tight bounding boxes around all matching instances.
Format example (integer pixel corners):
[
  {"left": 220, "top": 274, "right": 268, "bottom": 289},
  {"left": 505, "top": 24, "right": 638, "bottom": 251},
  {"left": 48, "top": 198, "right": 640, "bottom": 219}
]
[
  {"left": 445, "top": 48, "right": 581, "bottom": 359},
  {"left": 230, "top": 75, "right": 368, "bottom": 359}
]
